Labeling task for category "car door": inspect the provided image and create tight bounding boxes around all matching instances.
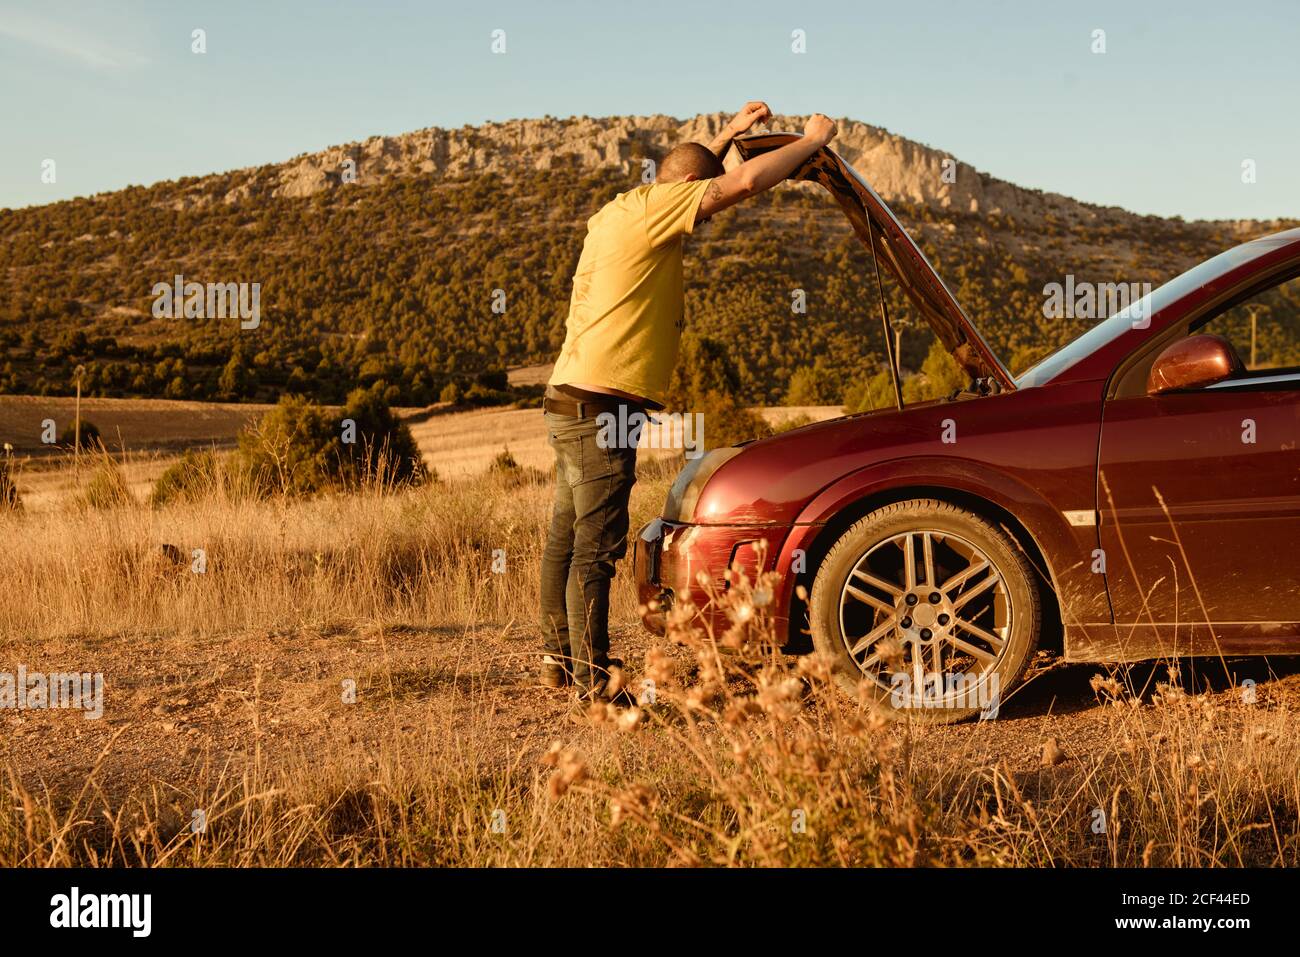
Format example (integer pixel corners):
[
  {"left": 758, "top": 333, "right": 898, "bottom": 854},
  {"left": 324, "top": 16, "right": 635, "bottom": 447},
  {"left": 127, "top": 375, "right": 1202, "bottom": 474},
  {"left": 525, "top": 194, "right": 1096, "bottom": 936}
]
[{"left": 1097, "top": 275, "right": 1300, "bottom": 643}]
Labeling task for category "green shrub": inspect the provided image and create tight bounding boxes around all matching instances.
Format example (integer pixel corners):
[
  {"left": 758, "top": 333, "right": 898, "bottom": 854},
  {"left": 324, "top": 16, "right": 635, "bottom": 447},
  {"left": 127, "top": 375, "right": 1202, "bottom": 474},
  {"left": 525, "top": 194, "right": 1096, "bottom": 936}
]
[
  {"left": 843, "top": 344, "right": 966, "bottom": 413},
  {"left": 236, "top": 385, "right": 427, "bottom": 496},
  {"left": 770, "top": 412, "right": 815, "bottom": 434},
  {"left": 463, "top": 383, "right": 513, "bottom": 406},
  {"left": 842, "top": 369, "right": 898, "bottom": 414},
  {"left": 58, "top": 420, "right": 102, "bottom": 450},
  {"left": 784, "top": 360, "right": 839, "bottom": 406},
  {"left": 235, "top": 395, "right": 336, "bottom": 496},
  {"left": 149, "top": 450, "right": 225, "bottom": 507},
  {"left": 666, "top": 334, "right": 768, "bottom": 451},
  {"left": 490, "top": 447, "right": 520, "bottom": 472},
  {"left": 335, "top": 384, "right": 428, "bottom": 488},
  {"left": 902, "top": 340, "right": 967, "bottom": 403},
  {"left": 79, "top": 456, "right": 133, "bottom": 510},
  {"left": 487, "top": 445, "right": 545, "bottom": 487}
]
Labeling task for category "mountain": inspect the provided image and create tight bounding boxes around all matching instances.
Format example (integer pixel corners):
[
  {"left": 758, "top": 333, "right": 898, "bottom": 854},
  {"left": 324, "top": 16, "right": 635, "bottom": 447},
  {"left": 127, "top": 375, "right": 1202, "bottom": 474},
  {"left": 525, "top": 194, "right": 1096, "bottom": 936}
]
[
  {"left": 146, "top": 112, "right": 1258, "bottom": 228},
  {"left": 0, "top": 113, "right": 1293, "bottom": 410}
]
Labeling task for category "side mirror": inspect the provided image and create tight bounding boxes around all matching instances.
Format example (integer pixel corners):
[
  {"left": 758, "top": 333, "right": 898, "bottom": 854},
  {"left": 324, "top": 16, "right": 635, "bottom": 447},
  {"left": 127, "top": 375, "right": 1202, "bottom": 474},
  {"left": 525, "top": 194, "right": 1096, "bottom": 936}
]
[{"left": 1147, "top": 334, "right": 1244, "bottom": 395}]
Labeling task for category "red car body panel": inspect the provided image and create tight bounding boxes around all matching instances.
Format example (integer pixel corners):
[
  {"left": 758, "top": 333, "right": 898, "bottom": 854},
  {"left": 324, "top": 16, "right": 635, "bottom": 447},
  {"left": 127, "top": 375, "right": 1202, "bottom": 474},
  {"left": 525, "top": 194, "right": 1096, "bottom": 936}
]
[
  {"left": 634, "top": 135, "right": 1300, "bottom": 663},
  {"left": 637, "top": 380, "right": 1111, "bottom": 651}
]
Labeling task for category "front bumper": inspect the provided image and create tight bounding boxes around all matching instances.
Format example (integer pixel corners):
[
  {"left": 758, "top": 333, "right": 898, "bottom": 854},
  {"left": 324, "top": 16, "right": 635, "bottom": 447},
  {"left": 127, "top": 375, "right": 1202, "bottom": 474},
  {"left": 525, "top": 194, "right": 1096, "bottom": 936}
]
[{"left": 633, "top": 518, "right": 791, "bottom": 636}]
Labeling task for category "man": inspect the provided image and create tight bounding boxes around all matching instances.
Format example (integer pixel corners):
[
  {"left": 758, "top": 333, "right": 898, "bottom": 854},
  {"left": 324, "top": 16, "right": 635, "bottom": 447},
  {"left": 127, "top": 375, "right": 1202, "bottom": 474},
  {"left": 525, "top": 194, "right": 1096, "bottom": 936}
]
[{"left": 540, "top": 104, "right": 838, "bottom": 716}]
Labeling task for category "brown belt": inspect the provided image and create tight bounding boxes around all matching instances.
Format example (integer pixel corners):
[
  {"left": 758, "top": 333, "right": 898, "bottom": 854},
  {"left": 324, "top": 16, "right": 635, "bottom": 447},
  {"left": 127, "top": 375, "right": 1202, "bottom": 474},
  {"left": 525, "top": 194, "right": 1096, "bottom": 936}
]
[{"left": 543, "top": 393, "right": 648, "bottom": 419}]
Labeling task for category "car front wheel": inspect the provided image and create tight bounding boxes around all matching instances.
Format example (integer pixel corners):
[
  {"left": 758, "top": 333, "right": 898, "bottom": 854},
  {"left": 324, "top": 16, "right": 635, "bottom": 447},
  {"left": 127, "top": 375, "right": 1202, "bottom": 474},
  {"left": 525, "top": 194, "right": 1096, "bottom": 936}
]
[{"left": 808, "top": 499, "right": 1040, "bottom": 723}]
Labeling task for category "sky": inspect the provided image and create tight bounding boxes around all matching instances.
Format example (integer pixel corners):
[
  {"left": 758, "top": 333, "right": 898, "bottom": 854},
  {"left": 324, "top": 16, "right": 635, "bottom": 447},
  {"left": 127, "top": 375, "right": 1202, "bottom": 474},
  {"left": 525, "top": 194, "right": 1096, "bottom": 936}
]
[{"left": 2, "top": 0, "right": 1297, "bottom": 220}]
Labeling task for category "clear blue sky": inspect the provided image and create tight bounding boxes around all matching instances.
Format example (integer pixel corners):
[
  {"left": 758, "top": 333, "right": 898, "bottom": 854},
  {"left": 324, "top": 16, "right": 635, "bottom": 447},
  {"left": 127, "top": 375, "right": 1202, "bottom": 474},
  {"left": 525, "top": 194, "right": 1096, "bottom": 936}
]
[{"left": 3, "top": 0, "right": 1297, "bottom": 219}]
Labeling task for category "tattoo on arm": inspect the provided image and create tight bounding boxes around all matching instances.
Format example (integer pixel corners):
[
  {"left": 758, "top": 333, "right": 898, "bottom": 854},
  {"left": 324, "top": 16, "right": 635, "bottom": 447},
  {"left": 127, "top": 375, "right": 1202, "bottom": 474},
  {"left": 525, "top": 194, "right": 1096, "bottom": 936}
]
[{"left": 708, "top": 180, "right": 724, "bottom": 203}]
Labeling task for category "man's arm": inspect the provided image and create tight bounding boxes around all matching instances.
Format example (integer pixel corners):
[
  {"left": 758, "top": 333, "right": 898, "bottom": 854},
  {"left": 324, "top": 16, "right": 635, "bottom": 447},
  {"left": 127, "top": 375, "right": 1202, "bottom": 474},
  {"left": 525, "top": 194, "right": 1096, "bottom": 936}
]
[
  {"left": 696, "top": 114, "right": 837, "bottom": 221},
  {"left": 705, "top": 101, "right": 771, "bottom": 159}
]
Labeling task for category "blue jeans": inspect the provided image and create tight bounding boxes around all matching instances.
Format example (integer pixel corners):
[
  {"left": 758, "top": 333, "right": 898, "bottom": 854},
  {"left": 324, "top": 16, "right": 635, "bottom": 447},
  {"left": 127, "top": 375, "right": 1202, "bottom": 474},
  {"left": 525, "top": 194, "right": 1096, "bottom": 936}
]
[{"left": 539, "top": 410, "right": 639, "bottom": 692}]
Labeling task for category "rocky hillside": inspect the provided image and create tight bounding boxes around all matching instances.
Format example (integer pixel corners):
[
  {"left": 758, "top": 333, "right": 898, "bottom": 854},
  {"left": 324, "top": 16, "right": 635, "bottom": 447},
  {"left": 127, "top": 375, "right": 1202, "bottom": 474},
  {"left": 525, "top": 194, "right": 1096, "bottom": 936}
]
[
  {"left": 1, "top": 114, "right": 1293, "bottom": 410},
  {"left": 190, "top": 112, "right": 1252, "bottom": 231}
]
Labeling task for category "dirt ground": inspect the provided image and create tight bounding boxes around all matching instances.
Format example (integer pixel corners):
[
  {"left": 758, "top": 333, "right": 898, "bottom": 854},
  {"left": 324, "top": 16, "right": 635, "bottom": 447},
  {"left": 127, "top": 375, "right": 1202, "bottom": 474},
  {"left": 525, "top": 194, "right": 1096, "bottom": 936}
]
[
  {"left": 6, "top": 616, "right": 1298, "bottom": 804},
  {"left": 4, "top": 391, "right": 1297, "bottom": 842}
]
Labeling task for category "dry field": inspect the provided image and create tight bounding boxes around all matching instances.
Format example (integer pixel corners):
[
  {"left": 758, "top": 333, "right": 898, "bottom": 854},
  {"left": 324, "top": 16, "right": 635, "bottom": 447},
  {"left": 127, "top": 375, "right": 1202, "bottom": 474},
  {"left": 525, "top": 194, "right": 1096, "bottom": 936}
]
[
  {"left": 1, "top": 394, "right": 837, "bottom": 507},
  {"left": 1, "top": 395, "right": 270, "bottom": 512},
  {"left": 0, "top": 399, "right": 1297, "bottom": 867}
]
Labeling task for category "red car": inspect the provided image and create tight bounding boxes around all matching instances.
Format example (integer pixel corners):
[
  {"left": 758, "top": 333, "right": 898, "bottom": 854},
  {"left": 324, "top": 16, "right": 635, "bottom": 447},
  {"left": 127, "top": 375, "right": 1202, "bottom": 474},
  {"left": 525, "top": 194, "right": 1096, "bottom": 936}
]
[{"left": 634, "top": 132, "right": 1300, "bottom": 721}]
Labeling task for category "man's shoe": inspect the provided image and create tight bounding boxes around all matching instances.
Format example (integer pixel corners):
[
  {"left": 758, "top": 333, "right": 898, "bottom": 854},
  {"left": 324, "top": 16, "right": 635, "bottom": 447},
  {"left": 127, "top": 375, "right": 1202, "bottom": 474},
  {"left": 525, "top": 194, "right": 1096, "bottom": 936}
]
[
  {"left": 540, "top": 655, "right": 572, "bottom": 688},
  {"left": 567, "top": 681, "right": 610, "bottom": 724}
]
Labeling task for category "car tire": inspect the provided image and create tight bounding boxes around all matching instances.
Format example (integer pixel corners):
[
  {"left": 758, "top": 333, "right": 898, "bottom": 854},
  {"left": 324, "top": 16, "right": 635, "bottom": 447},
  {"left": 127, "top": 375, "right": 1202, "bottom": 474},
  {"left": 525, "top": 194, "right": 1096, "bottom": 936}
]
[{"left": 808, "top": 499, "right": 1040, "bottom": 724}]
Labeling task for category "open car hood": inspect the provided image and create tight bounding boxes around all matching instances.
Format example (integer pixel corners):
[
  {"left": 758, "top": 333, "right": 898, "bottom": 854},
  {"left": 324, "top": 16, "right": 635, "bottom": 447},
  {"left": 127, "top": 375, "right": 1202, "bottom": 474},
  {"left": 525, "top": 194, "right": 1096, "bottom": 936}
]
[{"left": 733, "top": 132, "right": 1015, "bottom": 392}]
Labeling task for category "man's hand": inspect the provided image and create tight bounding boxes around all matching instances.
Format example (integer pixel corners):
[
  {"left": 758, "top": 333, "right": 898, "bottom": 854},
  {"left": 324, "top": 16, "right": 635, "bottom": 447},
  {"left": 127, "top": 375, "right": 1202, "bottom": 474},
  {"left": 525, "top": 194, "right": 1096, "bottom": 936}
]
[
  {"left": 696, "top": 112, "right": 838, "bottom": 223},
  {"left": 728, "top": 101, "right": 772, "bottom": 135},
  {"left": 706, "top": 101, "right": 772, "bottom": 158},
  {"left": 803, "top": 113, "right": 837, "bottom": 147}
]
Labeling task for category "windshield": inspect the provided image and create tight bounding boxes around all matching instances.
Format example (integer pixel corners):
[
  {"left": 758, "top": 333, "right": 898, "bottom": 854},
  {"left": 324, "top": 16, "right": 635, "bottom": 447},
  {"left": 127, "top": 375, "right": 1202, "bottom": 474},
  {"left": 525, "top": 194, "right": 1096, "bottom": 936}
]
[
  {"left": 1014, "top": 297, "right": 1152, "bottom": 387},
  {"left": 1015, "top": 241, "right": 1273, "bottom": 388}
]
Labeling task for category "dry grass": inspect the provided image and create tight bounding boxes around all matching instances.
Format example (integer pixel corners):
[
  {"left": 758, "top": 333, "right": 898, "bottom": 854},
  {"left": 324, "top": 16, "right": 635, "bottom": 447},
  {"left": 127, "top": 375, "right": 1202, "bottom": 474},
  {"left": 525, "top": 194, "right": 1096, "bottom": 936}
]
[
  {"left": 0, "top": 450, "right": 676, "bottom": 639},
  {"left": 0, "top": 449, "right": 1297, "bottom": 867}
]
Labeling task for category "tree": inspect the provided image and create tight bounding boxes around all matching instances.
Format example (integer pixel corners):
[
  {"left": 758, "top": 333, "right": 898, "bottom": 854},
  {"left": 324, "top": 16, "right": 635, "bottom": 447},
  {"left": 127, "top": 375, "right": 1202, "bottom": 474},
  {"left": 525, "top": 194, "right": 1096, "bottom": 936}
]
[
  {"left": 219, "top": 346, "right": 253, "bottom": 399},
  {"left": 784, "top": 359, "right": 839, "bottom": 406},
  {"left": 843, "top": 369, "right": 897, "bottom": 414},
  {"left": 902, "top": 339, "right": 967, "bottom": 403},
  {"left": 58, "top": 420, "right": 102, "bottom": 449},
  {"left": 235, "top": 387, "right": 426, "bottom": 495},
  {"left": 666, "top": 333, "right": 767, "bottom": 451}
]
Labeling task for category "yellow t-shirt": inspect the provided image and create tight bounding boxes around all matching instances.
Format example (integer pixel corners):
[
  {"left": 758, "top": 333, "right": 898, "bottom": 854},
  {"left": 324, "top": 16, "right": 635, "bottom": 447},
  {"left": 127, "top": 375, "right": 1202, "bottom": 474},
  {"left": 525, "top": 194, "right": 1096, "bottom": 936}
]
[{"left": 549, "top": 179, "right": 712, "bottom": 406}]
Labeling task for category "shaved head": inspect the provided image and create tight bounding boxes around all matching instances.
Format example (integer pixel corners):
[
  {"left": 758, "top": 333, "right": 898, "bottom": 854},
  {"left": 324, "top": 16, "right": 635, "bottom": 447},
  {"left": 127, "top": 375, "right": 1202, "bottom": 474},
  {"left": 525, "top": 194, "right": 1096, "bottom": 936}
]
[{"left": 658, "top": 143, "right": 725, "bottom": 183}]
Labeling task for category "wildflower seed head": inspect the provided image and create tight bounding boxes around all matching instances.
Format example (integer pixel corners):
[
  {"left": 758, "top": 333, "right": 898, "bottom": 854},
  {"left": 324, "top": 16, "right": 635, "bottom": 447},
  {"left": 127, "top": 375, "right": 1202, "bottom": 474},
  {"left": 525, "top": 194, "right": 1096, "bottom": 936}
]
[
  {"left": 608, "top": 785, "right": 656, "bottom": 828},
  {"left": 606, "top": 666, "right": 625, "bottom": 696},
  {"left": 644, "top": 646, "right": 673, "bottom": 685},
  {"left": 796, "top": 651, "right": 835, "bottom": 683}
]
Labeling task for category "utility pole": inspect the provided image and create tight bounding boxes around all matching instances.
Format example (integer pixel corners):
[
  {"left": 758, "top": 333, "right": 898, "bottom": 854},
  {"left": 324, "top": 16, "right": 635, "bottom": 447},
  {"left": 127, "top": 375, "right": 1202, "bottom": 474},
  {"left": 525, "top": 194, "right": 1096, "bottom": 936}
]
[
  {"left": 74, "top": 364, "right": 85, "bottom": 471},
  {"left": 1248, "top": 308, "right": 1258, "bottom": 369},
  {"left": 892, "top": 317, "right": 912, "bottom": 372},
  {"left": 1245, "top": 304, "right": 1271, "bottom": 369}
]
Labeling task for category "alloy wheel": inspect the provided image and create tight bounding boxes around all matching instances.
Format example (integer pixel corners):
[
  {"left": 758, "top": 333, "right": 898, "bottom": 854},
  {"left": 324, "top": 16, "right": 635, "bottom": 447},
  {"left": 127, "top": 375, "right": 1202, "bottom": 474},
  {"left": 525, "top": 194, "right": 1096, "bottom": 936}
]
[{"left": 837, "top": 530, "right": 1011, "bottom": 706}]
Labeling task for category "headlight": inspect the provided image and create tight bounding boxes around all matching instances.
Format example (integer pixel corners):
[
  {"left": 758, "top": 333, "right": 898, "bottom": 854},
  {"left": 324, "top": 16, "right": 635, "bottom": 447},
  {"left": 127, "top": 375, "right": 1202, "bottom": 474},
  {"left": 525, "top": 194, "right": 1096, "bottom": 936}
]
[{"left": 662, "top": 447, "right": 743, "bottom": 523}]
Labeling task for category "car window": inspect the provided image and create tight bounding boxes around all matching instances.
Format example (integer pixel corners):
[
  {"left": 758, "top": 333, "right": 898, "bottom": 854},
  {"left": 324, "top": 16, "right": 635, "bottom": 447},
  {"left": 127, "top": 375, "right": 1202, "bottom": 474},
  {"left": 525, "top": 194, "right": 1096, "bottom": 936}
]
[
  {"left": 1193, "top": 274, "right": 1300, "bottom": 373},
  {"left": 1015, "top": 239, "right": 1277, "bottom": 389}
]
